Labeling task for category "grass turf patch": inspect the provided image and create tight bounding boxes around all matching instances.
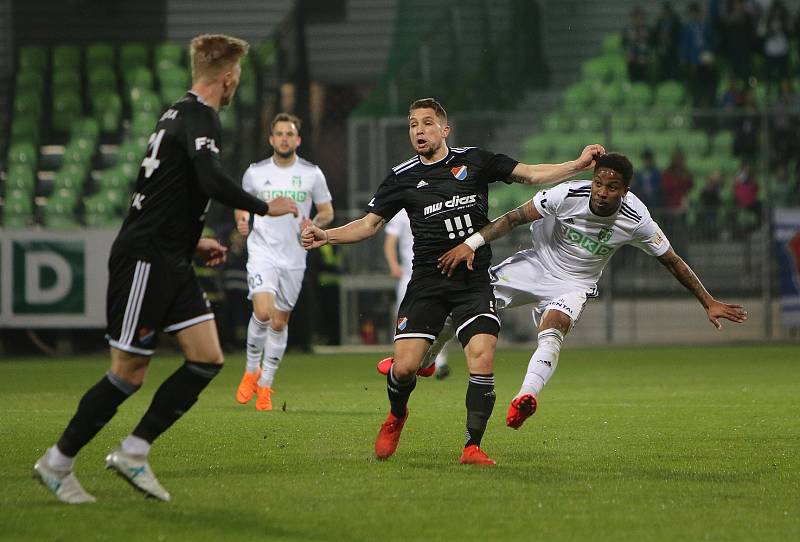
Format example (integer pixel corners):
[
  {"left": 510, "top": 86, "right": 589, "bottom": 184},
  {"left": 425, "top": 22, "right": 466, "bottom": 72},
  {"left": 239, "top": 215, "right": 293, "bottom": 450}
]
[{"left": 1, "top": 345, "right": 798, "bottom": 541}]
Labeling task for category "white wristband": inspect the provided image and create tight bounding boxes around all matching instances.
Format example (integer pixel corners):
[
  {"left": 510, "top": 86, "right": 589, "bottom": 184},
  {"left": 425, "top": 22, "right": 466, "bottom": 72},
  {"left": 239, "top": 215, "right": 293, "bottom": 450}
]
[{"left": 464, "top": 232, "right": 485, "bottom": 251}]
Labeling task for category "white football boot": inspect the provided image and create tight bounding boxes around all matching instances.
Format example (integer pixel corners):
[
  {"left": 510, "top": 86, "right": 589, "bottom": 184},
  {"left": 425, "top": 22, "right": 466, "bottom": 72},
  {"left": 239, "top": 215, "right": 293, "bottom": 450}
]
[
  {"left": 33, "top": 454, "right": 96, "bottom": 504},
  {"left": 105, "top": 446, "right": 171, "bottom": 502}
]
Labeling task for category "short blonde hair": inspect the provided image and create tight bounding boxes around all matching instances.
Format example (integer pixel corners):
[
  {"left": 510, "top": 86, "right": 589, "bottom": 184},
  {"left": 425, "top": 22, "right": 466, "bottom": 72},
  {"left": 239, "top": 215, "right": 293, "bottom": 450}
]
[
  {"left": 270, "top": 112, "right": 302, "bottom": 134},
  {"left": 190, "top": 34, "right": 249, "bottom": 83}
]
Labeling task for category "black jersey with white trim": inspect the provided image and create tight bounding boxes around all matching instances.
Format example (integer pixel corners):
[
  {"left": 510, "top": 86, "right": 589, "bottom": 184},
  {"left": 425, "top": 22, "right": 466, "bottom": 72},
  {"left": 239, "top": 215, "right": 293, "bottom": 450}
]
[
  {"left": 366, "top": 146, "right": 518, "bottom": 280},
  {"left": 112, "top": 92, "right": 265, "bottom": 266}
]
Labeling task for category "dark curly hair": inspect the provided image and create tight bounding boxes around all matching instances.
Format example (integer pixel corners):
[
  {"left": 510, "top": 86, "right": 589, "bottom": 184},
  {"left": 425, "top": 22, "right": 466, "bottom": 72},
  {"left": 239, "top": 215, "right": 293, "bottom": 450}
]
[{"left": 594, "top": 152, "right": 633, "bottom": 185}]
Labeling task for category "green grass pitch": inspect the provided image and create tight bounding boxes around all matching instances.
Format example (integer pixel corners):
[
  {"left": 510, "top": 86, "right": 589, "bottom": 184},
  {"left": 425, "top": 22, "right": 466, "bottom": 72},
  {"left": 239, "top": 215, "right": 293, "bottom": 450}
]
[{"left": 1, "top": 345, "right": 798, "bottom": 541}]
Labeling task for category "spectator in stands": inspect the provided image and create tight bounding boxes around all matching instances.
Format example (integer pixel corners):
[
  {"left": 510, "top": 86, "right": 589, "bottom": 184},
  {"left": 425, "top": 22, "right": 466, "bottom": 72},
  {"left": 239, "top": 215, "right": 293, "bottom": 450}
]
[
  {"left": 723, "top": 0, "right": 758, "bottom": 84},
  {"left": 719, "top": 78, "right": 745, "bottom": 110},
  {"left": 700, "top": 170, "right": 724, "bottom": 232},
  {"left": 733, "top": 89, "right": 759, "bottom": 160},
  {"left": 634, "top": 149, "right": 664, "bottom": 208},
  {"left": 733, "top": 161, "right": 761, "bottom": 226},
  {"left": 651, "top": 1, "right": 682, "bottom": 81},
  {"left": 770, "top": 79, "right": 799, "bottom": 167},
  {"left": 768, "top": 162, "right": 799, "bottom": 207},
  {"left": 661, "top": 148, "right": 694, "bottom": 210},
  {"left": 763, "top": 1, "right": 791, "bottom": 87},
  {"left": 622, "top": 6, "right": 651, "bottom": 82},
  {"left": 680, "top": 3, "right": 718, "bottom": 108}
]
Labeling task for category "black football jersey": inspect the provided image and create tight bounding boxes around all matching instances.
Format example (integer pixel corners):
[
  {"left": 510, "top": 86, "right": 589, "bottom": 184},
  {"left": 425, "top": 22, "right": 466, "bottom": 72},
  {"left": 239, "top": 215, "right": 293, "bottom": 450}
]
[
  {"left": 366, "top": 146, "right": 518, "bottom": 280},
  {"left": 112, "top": 92, "right": 263, "bottom": 266}
]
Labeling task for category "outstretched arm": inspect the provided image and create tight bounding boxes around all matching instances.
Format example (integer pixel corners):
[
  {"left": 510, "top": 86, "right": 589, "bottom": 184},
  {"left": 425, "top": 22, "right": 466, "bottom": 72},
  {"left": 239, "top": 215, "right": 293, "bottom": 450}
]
[
  {"left": 437, "top": 200, "right": 542, "bottom": 276},
  {"left": 302, "top": 212, "right": 387, "bottom": 250},
  {"left": 509, "top": 144, "right": 605, "bottom": 185},
  {"left": 656, "top": 247, "right": 748, "bottom": 329}
]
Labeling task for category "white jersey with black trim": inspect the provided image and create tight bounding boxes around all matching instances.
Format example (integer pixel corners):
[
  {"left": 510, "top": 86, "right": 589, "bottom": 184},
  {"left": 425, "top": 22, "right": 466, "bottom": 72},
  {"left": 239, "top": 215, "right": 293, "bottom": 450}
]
[
  {"left": 384, "top": 209, "right": 413, "bottom": 277},
  {"left": 242, "top": 155, "right": 332, "bottom": 269},
  {"left": 521, "top": 180, "right": 670, "bottom": 289}
]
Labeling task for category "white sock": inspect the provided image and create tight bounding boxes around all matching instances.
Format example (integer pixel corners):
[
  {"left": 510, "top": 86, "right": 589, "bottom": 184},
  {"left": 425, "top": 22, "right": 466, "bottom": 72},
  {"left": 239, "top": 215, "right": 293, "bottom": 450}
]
[
  {"left": 423, "top": 316, "right": 454, "bottom": 369},
  {"left": 47, "top": 445, "right": 75, "bottom": 471},
  {"left": 246, "top": 314, "right": 269, "bottom": 373},
  {"left": 518, "top": 328, "right": 564, "bottom": 398},
  {"left": 121, "top": 435, "right": 151, "bottom": 457},
  {"left": 258, "top": 326, "right": 288, "bottom": 388}
]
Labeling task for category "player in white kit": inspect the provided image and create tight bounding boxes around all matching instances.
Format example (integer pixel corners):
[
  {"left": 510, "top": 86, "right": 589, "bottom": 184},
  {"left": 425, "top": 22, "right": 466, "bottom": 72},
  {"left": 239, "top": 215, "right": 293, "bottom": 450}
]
[
  {"left": 435, "top": 153, "right": 748, "bottom": 428},
  {"left": 383, "top": 209, "right": 450, "bottom": 379},
  {"left": 235, "top": 113, "right": 334, "bottom": 410}
]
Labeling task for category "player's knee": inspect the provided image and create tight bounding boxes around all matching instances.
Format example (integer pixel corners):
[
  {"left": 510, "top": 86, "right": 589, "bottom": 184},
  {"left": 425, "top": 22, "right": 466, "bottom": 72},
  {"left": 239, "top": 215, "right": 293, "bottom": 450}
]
[
  {"left": 537, "top": 328, "right": 564, "bottom": 355},
  {"left": 253, "top": 309, "right": 271, "bottom": 324},
  {"left": 109, "top": 365, "right": 148, "bottom": 388},
  {"left": 270, "top": 318, "right": 288, "bottom": 332}
]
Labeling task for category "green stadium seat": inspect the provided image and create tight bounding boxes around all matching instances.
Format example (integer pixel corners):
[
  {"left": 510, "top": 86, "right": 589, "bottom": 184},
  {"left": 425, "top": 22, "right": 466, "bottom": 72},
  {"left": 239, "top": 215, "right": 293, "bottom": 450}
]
[
  {"left": 522, "top": 135, "right": 554, "bottom": 162},
  {"left": 53, "top": 163, "right": 87, "bottom": 190},
  {"left": 5, "top": 164, "right": 36, "bottom": 192},
  {"left": 611, "top": 112, "right": 637, "bottom": 134},
  {"left": 130, "top": 89, "right": 161, "bottom": 115},
  {"left": 574, "top": 115, "right": 603, "bottom": 132},
  {"left": 684, "top": 130, "right": 710, "bottom": 156},
  {"left": 623, "top": 83, "right": 652, "bottom": 111},
  {"left": 49, "top": 187, "right": 80, "bottom": 209},
  {"left": 541, "top": 113, "right": 573, "bottom": 134},
  {"left": 53, "top": 70, "right": 81, "bottom": 95},
  {"left": 16, "top": 71, "right": 45, "bottom": 96},
  {"left": 45, "top": 214, "right": 80, "bottom": 230},
  {"left": 160, "top": 85, "right": 186, "bottom": 107},
  {"left": 52, "top": 92, "right": 83, "bottom": 133},
  {"left": 7, "top": 142, "right": 38, "bottom": 168},
  {"left": 563, "top": 83, "right": 594, "bottom": 112},
  {"left": 124, "top": 66, "right": 154, "bottom": 94},
  {"left": 158, "top": 66, "right": 190, "bottom": 89},
  {"left": 71, "top": 117, "right": 100, "bottom": 141},
  {"left": 582, "top": 57, "right": 609, "bottom": 81},
  {"left": 120, "top": 43, "right": 149, "bottom": 71},
  {"left": 117, "top": 140, "right": 144, "bottom": 166},
  {"left": 88, "top": 67, "right": 117, "bottom": 95},
  {"left": 155, "top": 42, "right": 184, "bottom": 69},
  {"left": 11, "top": 115, "right": 40, "bottom": 145},
  {"left": 98, "top": 167, "right": 131, "bottom": 191},
  {"left": 53, "top": 45, "right": 81, "bottom": 71},
  {"left": 636, "top": 114, "right": 667, "bottom": 132},
  {"left": 19, "top": 46, "right": 47, "bottom": 72},
  {"left": 92, "top": 92, "right": 122, "bottom": 133},
  {"left": 3, "top": 189, "right": 33, "bottom": 214},
  {"left": 710, "top": 131, "right": 734, "bottom": 155},
  {"left": 666, "top": 112, "right": 691, "bottom": 131},
  {"left": 13, "top": 91, "right": 42, "bottom": 119},
  {"left": 602, "top": 34, "right": 622, "bottom": 55},
  {"left": 654, "top": 81, "right": 688, "bottom": 110},
  {"left": 87, "top": 43, "right": 114, "bottom": 70},
  {"left": 62, "top": 137, "right": 95, "bottom": 165},
  {"left": 119, "top": 161, "right": 140, "bottom": 180},
  {"left": 595, "top": 84, "right": 625, "bottom": 111},
  {"left": 2, "top": 213, "right": 30, "bottom": 229}
]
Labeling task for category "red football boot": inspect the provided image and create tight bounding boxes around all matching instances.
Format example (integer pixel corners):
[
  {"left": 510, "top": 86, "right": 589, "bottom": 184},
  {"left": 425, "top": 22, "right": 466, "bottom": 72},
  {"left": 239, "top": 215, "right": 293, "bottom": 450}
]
[
  {"left": 506, "top": 393, "right": 538, "bottom": 430},
  {"left": 374, "top": 409, "right": 409, "bottom": 460}
]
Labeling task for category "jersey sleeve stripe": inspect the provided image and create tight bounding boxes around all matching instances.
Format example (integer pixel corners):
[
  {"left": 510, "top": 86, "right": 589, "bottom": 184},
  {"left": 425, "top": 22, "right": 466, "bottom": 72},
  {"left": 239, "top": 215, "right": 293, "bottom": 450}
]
[{"left": 392, "top": 156, "right": 420, "bottom": 173}]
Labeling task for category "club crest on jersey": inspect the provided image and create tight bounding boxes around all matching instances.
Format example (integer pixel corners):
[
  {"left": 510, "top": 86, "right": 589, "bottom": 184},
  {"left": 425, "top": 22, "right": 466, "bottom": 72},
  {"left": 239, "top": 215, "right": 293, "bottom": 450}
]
[
  {"left": 451, "top": 165, "right": 468, "bottom": 180},
  {"left": 598, "top": 226, "right": 613, "bottom": 243},
  {"left": 397, "top": 317, "right": 408, "bottom": 331},
  {"left": 292, "top": 176, "right": 302, "bottom": 188}
]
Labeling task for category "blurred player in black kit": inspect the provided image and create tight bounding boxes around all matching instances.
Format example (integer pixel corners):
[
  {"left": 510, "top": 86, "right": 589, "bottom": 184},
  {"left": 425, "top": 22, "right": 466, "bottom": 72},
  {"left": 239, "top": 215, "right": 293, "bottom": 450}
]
[
  {"left": 34, "top": 34, "right": 298, "bottom": 504},
  {"left": 303, "top": 97, "right": 604, "bottom": 465}
]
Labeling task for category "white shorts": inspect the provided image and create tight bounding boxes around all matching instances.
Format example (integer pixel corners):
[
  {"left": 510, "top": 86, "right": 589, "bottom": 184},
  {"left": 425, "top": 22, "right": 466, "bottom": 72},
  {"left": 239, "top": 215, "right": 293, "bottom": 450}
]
[
  {"left": 490, "top": 252, "right": 597, "bottom": 329},
  {"left": 246, "top": 262, "right": 304, "bottom": 312}
]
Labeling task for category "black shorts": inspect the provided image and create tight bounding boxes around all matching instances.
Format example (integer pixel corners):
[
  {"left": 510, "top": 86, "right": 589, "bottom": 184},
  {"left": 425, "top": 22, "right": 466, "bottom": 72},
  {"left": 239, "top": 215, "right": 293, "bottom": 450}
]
[
  {"left": 105, "top": 250, "right": 213, "bottom": 356},
  {"left": 395, "top": 274, "right": 500, "bottom": 345}
]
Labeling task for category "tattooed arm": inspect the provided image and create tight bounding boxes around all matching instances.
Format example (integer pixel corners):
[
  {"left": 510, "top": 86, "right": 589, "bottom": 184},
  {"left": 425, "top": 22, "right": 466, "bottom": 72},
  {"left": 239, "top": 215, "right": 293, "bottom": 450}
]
[
  {"left": 656, "top": 248, "right": 748, "bottom": 329},
  {"left": 437, "top": 200, "right": 543, "bottom": 275}
]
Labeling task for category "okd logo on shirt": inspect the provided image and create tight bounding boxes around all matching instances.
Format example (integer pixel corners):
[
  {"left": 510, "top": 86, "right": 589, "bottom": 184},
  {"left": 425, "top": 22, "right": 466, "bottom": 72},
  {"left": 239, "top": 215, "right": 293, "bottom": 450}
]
[{"left": 11, "top": 240, "right": 85, "bottom": 314}]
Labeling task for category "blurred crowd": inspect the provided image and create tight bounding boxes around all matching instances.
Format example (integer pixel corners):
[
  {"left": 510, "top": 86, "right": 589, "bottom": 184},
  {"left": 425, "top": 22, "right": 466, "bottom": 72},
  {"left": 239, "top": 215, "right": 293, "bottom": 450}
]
[{"left": 623, "top": 1, "right": 800, "bottom": 234}]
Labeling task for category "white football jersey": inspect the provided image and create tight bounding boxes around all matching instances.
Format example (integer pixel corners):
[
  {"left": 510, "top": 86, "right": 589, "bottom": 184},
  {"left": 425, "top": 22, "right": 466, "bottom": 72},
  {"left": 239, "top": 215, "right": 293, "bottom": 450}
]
[
  {"left": 521, "top": 180, "right": 670, "bottom": 288},
  {"left": 242, "top": 155, "right": 332, "bottom": 269},
  {"left": 384, "top": 209, "right": 414, "bottom": 277}
]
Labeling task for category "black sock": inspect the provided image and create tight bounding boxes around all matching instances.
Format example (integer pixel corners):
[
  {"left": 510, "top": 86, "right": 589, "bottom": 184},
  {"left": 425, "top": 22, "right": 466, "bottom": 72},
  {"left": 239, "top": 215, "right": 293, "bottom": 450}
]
[
  {"left": 57, "top": 372, "right": 139, "bottom": 457},
  {"left": 465, "top": 373, "right": 495, "bottom": 447},
  {"left": 387, "top": 365, "right": 416, "bottom": 418},
  {"left": 132, "top": 360, "right": 222, "bottom": 443}
]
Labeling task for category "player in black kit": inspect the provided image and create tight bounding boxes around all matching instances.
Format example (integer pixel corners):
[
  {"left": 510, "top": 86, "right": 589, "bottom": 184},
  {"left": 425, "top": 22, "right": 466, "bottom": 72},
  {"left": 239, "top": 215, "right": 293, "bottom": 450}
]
[
  {"left": 302, "top": 98, "right": 604, "bottom": 465},
  {"left": 34, "top": 34, "right": 298, "bottom": 504}
]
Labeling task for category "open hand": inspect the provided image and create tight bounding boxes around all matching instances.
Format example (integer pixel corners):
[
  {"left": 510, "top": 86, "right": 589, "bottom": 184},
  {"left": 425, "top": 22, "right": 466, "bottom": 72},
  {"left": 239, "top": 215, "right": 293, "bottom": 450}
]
[
  {"left": 268, "top": 196, "right": 299, "bottom": 217},
  {"left": 706, "top": 299, "right": 748, "bottom": 329},
  {"left": 196, "top": 237, "right": 228, "bottom": 267},
  {"left": 437, "top": 244, "right": 475, "bottom": 276}
]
